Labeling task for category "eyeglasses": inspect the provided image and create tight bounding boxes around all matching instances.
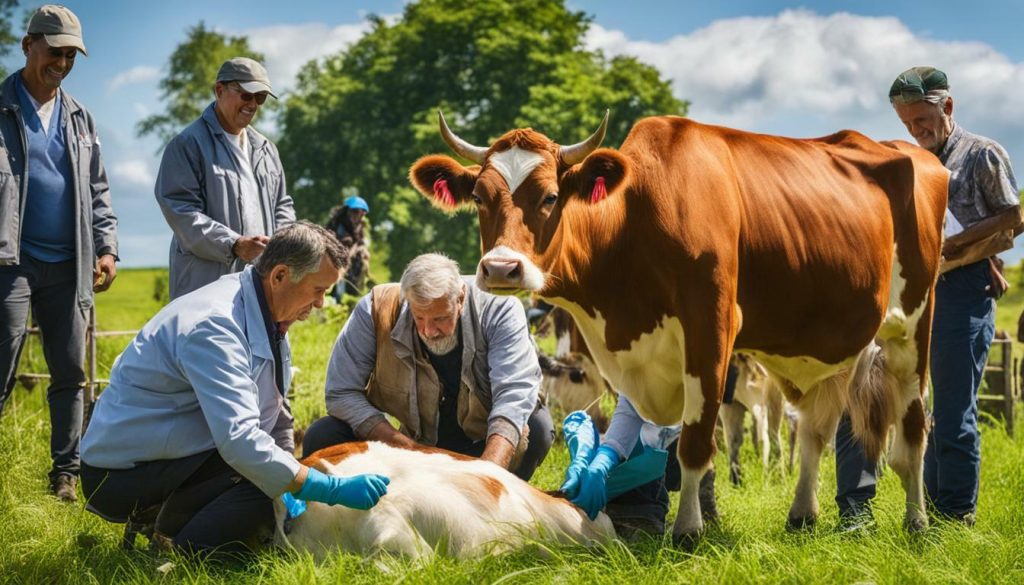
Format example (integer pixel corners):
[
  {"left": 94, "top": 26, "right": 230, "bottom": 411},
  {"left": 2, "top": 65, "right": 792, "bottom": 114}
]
[{"left": 228, "top": 83, "right": 269, "bottom": 105}]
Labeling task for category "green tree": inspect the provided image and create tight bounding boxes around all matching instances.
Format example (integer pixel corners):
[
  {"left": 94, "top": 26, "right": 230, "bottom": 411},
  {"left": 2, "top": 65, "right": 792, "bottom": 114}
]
[
  {"left": 280, "top": 0, "right": 687, "bottom": 276},
  {"left": 137, "top": 21, "right": 265, "bottom": 145},
  {"left": 0, "top": 0, "right": 20, "bottom": 79}
]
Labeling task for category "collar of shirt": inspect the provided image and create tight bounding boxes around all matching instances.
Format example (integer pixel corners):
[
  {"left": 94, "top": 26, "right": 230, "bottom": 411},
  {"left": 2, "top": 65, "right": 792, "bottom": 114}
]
[
  {"left": 251, "top": 273, "right": 282, "bottom": 344},
  {"left": 938, "top": 122, "right": 964, "bottom": 165}
]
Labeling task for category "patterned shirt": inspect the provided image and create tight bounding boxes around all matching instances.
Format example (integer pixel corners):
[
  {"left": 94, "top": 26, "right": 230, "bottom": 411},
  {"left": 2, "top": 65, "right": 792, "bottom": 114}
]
[{"left": 938, "top": 123, "right": 1019, "bottom": 229}]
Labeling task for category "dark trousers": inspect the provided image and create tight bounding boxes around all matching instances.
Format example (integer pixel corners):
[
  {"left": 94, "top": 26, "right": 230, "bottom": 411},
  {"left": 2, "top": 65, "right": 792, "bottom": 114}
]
[
  {"left": 0, "top": 257, "right": 86, "bottom": 482},
  {"left": 834, "top": 412, "right": 877, "bottom": 517},
  {"left": 81, "top": 450, "right": 274, "bottom": 554},
  {"left": 303, "top": 403, "right": 555, "bottom": 481},
  {"left": 925, "top": 261, "right": 994, "bottom": 517}
]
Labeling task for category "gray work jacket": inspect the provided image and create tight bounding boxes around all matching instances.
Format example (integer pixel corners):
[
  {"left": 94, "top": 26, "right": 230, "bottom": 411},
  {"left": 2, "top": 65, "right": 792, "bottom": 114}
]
[
  {"left": 155, "top": 104, "right": 294, "bottom": 299},
  {"left": 0, "top": 72, "right": 118, "bottom": 308}
]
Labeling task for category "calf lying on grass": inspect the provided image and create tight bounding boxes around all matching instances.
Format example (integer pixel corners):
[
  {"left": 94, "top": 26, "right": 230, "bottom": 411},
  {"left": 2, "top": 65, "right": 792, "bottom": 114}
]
[{"left": 274, "top": 441, "right": 616, "bottom": 560}]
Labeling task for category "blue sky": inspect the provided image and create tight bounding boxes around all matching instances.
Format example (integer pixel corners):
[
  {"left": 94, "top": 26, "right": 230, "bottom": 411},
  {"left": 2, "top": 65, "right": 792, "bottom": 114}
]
[{"left": 4, "top": 0, "right": 1024, "bottom": 267}]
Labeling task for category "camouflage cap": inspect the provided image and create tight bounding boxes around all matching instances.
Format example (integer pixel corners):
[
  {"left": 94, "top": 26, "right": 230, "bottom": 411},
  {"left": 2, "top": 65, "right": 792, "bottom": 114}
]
[{"left": 889, "top": 66, "right": 949, "bottom": 103}]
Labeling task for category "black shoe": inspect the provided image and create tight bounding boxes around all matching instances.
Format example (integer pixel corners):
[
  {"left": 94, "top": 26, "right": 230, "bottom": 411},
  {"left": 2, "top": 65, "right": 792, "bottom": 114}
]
[
  {"left": 931, "top": 509, "right": 976, "bottom": 527},
  {"left": 837, "top": 510, "right": 875, "bottom": 535},
  {"left": 49, "top": 474, "right": 78, "bottom": 503}
]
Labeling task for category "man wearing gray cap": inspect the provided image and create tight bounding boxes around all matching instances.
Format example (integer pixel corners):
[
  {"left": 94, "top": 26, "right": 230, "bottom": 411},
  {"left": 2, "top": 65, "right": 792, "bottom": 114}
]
[
  {"left": 0, "top": 4, "right": 118, "bottom": 503},
  {"left": 835, "top": 66, "right": 1021, "bottom": 531},
  {"left": 155, "top": 57, "right": 295, "bottom": 299}
]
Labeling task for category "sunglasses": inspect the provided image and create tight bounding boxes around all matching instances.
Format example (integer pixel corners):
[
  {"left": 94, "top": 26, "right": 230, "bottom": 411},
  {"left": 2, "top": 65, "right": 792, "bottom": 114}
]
[{"left": 228, "top": 83, "right": 269, "bottom": 105}]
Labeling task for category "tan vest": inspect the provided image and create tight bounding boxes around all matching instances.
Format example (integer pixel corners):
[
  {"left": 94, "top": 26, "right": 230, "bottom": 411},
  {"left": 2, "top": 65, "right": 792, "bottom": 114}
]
[{"left": 365, "top": 284, "right": 492, "bottom": 445}]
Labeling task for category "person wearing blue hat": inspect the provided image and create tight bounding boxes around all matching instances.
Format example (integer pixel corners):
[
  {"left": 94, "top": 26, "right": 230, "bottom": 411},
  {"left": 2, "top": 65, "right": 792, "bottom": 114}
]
[{"left": 325, "top": 195, "right": 371, "bottom": 299}]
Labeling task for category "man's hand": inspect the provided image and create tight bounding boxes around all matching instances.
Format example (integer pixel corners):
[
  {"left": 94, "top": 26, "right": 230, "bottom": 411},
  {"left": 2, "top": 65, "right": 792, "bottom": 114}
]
[
  {"left": 480, "top": 434, "right": 516, "bottom": 469},
  {"left": 294, "top": 467, "right": 390, "bottom": 510},
  {"left": 366, "top": 420, "right": 418, "bottom": 448},
  {"left": 232, "top": 235, "right": 270, "bottom": 262},
  {"left": 93, "top": 254, "right": 117, "bottom": 292},
  {"left": 568, "top": 445, "right": 620, "bottom": 520}
]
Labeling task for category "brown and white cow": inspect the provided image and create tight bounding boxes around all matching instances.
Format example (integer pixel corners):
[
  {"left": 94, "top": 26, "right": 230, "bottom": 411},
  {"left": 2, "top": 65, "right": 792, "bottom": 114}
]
[
  {"left": 275, "top": 442, "right": 615, "bottom": 560},
  {"left": 409, "top": 112, "right": 947, "bottom": 544}
]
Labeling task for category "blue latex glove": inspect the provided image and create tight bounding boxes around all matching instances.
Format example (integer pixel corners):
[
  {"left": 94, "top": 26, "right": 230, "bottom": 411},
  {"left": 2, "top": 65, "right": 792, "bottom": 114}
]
[
  {"left": 281, "top": 491, "right": 307, "bottom": 520},
  {"left": 560, "top": 411, "right": 599, "bottom": 499},
  {"left": 295, "top": 467, "right": 390, "bottom": 510},
  {"left": 569, "top": 444, "right": 620, "bottom": 520}
]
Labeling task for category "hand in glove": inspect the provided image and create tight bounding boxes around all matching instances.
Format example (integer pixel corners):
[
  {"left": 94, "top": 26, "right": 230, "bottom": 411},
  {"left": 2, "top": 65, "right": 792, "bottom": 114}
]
[
  {"left": 295, "top": 467, "right": 390, "bottom": 510},
  {"left": 560, "top": 411, "right": 599, "bottom": 499},
  {"left": 569, "top": 444, "right": 620, "bottom": 520}
]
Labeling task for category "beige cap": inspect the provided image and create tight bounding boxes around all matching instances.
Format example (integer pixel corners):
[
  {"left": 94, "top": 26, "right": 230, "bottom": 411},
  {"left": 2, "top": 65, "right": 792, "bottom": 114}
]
[
  {"left": 27, "top": 4, "right": 87, "bottom": 56},
  {"left": 216, "top": 57, "right": 277, "bottom": 98}
]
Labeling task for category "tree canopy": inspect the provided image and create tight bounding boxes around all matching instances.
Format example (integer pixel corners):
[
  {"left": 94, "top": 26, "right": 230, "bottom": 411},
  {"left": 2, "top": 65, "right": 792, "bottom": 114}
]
[
  {"left": 279, "top": 0, "right": 687, "bottom": 276},
  {"left": 0, "top": 0, "right": 21, "bottom": 80},
  {"left": 137, "top": 22, "right": 265, "bottom": 145}
]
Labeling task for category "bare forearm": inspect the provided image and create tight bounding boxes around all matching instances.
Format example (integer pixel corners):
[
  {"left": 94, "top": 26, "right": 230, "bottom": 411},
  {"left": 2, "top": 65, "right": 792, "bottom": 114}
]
[
  {"left": 480, "top": 433, "right": 516, "bottom": 469},
  {"left": 946, "top": 205, "right": 1021, "bottom": 253},
  {"left": 286, "top": 465, "right": 309, "bottom": 493},
  {"left": 365, "top": 420, "right": 418, "bottom": 448}
]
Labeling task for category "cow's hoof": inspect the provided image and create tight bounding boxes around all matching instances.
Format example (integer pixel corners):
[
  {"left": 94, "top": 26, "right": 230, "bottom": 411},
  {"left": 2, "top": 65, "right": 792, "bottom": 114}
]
[
  {"left": 729, "top": 467, "right": 742, "bottom": 486},
  {"left": 671, "top": 530, "right": 702, "bottom": 551},
  {"left": 785, "top": 514, "right": 816, "bottom": 532},
  {"left": 904, "top": 515, "right": 928, "bottom": 533}
]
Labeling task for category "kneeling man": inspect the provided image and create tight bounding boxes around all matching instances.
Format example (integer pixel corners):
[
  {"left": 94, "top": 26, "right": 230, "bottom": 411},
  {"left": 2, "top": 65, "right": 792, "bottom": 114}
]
[
  {"left": 304, "top": 253, "right": 553, "bottom": 479},
  {"left": 81, "top": 222, "right": 389, "bottom": 554}
]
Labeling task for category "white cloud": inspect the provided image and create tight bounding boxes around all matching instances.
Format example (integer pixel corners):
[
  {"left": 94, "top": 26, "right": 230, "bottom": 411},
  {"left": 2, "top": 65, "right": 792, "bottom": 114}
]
[
  {"left": 107, "top": 66, "right": 160, "bottom": 93},
  {"left": 245, "top": 21, "right": 373, "bottom": 94},
  {"left": 110, "top": 159, "right": 155, "bottom": 190},
  {"left": 584, "top": 8, "right": 1024, "bottom": 261}
]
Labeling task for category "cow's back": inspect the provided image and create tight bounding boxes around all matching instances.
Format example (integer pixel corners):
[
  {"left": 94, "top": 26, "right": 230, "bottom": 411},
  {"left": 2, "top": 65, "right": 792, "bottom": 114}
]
[{"left": 617, "top": 117, "right": 942, "bottom": 364}]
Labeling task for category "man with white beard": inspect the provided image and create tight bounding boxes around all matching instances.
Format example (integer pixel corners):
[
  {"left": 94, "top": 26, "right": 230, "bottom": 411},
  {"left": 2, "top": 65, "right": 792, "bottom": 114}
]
[{"left": 304, "top": 253, "right": 553, "bottom": 480}]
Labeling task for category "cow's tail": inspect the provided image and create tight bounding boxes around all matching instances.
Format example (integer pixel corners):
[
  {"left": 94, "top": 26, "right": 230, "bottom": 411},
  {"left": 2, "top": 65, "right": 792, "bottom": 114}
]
[{"left": 845, "top": 341, "right": 897, "bottom": 461}]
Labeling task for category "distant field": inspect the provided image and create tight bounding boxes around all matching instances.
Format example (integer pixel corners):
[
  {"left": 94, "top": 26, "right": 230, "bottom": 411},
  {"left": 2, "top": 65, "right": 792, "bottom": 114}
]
[{"left": 1, "top": 267, "right": 1023, "bottom": 584}]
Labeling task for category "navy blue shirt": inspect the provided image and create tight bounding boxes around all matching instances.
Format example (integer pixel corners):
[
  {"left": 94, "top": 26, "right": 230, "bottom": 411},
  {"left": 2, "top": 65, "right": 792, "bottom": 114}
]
[{"left": 16, "top": 74, "right": 75, "bottom": 262}]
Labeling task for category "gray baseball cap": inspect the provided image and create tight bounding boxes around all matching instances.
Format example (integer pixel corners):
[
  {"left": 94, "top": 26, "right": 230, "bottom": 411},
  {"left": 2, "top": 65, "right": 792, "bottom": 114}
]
[
  {"left": 216, "top": 57, "right": 277, "bottom": 98},
  {"left": 27, "top": 4, "right": 87, "bottom": 56}
]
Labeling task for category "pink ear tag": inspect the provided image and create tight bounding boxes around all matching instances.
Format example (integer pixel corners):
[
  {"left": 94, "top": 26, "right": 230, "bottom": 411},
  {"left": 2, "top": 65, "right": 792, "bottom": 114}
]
[
  {"left": 433, "top": 178, "right": 455, "bottom": 207},
  {"left": 590, "top": 176, "right": 607, "bottom": 203}
]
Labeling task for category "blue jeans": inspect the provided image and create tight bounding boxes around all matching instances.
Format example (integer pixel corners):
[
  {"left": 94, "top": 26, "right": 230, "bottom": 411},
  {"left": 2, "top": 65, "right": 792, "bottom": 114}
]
[
  {"left": 924, "top": 261, "right": 995, "bottom": 517},
  {"left": 0, "top": 256, "right": 87, "bottom": 482},
  {"left": 835, "top": 413, "right": 877, "bottom": 517}
]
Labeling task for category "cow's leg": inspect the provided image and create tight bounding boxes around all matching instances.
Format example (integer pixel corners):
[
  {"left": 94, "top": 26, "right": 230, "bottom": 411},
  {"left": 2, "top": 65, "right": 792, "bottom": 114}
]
[
  {"left": 787, "top": 380, "right": 844, "bottom": 530},
  {"left": 765, "top": 381, "right": 784, "bottom": 466},
  {"left": 672, "top": 374, "right": 723, "bottom": 547},
  {"left": 751, "top": 402, "right": 770, "bottom": 471},
  {"left": 719, "top": 402, "right": 745, "bottom": 486},
  {"left": 889, "top": 396, "right": 928, "bottom": 531}
]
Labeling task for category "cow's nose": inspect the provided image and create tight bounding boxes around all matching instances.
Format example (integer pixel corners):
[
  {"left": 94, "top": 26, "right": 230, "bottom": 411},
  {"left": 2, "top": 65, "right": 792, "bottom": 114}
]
[{"left": 480, "top": 259, "right": 523, "bottom": 286}]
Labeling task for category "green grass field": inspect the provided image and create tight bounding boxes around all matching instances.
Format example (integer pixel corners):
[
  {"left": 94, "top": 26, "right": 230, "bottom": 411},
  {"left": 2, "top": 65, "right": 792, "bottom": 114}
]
[{"left": 2, "top": 268, "right": 1024, "bottom": 584}]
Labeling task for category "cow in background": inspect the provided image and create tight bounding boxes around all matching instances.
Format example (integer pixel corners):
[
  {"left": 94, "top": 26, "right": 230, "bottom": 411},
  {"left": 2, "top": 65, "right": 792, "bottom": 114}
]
[
  {"left": 409, "top": 112, "right": 946, "bottom": 544},
  {"left": 275, "top": 442, "right": 615, "bottom": 560},
  {"left": 719, "top": 355, "right": 796, "bottom": 485},
  {"left": 537, "top": 350, "right": 610, "bottom": 431}
]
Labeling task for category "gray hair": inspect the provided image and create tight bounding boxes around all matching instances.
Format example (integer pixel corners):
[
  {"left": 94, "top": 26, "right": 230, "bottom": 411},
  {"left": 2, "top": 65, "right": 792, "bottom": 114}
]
[
  {"left": 890, "top": 88, "right": 951, "bottom": 109},
  {"left": 254, "top": 220, "right": 348, "bottom": 282},
  {"left": 400, "top": 253, "right": 463, "bottom": 306}
]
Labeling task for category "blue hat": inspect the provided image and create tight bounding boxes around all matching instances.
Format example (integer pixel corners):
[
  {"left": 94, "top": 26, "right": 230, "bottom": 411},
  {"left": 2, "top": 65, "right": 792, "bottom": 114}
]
[{"left": 344, "top": 195, "right": 369, "bottom": 213}]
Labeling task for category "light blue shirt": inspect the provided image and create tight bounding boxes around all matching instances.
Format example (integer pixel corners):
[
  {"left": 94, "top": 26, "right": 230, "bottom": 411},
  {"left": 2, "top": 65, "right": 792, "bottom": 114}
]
[{"left": 81, "top": 267, "right": 300, "bottom": 497}]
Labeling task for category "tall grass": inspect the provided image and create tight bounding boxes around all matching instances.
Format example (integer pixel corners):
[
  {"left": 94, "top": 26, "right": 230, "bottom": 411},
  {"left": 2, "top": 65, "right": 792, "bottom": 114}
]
[{"left": 2, "top": 268, "right": 1023, "bottom": 584}]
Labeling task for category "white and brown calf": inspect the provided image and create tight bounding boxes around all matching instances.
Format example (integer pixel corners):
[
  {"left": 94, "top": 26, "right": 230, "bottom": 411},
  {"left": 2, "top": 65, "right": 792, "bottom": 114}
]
[{"left": 274, "top": 442, "right": 616, "bottom": 560}]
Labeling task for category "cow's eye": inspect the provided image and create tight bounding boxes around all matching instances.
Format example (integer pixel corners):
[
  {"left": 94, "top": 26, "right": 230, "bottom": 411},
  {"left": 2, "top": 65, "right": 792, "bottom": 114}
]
[
  {"left": 471, "top": 194, "right": 482, "bottom": 205},
  {"left": 543, "top": 193, "right": 558, "bottom": 205}
]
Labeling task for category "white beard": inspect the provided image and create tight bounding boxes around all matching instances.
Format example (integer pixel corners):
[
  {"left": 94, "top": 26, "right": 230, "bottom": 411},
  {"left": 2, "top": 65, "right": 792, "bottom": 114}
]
[{"left": 420, "top": 332, "right": 459, "bottom": 356}]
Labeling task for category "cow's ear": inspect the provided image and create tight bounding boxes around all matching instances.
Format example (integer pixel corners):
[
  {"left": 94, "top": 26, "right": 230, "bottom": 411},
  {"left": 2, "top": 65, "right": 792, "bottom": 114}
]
[
  {"left": 409, "top": 155, "right": 480, "bottom": 212},
  {"left": 566, "top": 148, "right": 629, "bottom": 204}
]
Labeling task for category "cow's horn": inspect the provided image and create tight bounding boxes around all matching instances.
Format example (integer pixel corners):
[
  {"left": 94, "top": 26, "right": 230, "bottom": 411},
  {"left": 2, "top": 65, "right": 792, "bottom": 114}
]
[
  {"left": 559, "top": 110, "right": 609, "bottom": 165},
  {"left": 438, "top": 110, "right": 488, "bottom": 164}
]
